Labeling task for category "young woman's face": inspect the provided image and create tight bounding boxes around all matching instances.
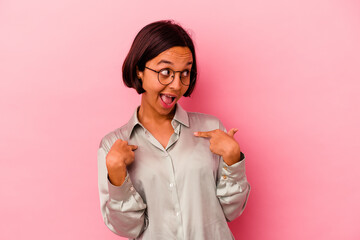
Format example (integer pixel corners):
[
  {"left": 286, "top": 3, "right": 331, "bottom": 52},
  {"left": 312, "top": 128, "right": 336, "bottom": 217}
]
[{"left": 137, "top": 46, "right": 193, "bottom": 117}]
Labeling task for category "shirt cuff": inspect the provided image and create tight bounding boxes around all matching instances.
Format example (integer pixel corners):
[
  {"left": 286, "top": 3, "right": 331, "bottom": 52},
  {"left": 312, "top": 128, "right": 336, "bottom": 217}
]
[
  {"left": 220, "top": 152, "right": 246, "bottom": 183},
  {"left": 107, "top": 172, "right": 137, "bottom": 201}
]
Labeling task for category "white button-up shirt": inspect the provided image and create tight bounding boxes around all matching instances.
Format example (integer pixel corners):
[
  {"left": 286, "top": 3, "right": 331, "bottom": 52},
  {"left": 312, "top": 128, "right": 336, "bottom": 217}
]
[{"left": 98, "top": 104, "right": 250, "bottom": 240}]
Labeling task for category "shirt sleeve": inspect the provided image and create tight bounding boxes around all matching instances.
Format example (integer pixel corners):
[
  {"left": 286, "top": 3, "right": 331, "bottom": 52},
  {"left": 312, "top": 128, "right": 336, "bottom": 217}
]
[
  {"left": 216, "top": 121, "right": 251, "bottom": 222},
  {"left": 98, "top": 145, "right": 148, "bottom": 238}
]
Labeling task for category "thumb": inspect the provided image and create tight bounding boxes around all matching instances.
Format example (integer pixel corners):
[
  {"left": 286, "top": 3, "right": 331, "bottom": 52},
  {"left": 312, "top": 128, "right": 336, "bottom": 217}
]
[
  {"left": 227, "top": 128, "right": 238, "bottom": 137},
  {"left": 129, "top": 145, "right": 138, "bottom": 150}
]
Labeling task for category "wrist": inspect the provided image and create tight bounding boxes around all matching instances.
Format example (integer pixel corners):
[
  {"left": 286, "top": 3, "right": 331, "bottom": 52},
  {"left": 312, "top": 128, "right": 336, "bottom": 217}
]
[
  {"left": 222, "top": 146, "right": 241, "bottom": 166},
  {"left": 108, "top": 165, "right": 127, "bottom": 186}
]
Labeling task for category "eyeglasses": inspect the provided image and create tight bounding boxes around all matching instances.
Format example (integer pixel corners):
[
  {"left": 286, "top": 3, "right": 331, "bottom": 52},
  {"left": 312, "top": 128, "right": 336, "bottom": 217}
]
[{"left": 145, "top": 66, "right": 192, "bottom": 86}]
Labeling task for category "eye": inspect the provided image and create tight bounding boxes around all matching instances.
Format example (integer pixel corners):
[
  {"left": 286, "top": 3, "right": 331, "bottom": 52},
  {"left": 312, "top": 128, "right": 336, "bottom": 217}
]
[
  {"left": 181, "top": 70, "right": 190, "bottom": 78},
  {"left": 159, "top": 68, "right": 172, "bottom": 77}
]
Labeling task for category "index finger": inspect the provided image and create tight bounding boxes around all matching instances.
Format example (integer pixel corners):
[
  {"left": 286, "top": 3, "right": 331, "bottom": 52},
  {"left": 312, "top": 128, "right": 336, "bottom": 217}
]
[{"left": 194, "top": 130, "right": 215, "bottom": 138}]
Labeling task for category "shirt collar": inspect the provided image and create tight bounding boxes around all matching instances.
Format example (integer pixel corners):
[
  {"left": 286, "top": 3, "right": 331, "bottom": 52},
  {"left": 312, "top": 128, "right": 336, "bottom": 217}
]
[
  {"left": 172, "top": 104, "right": 190, "bottom": 128},
  {"left": 126, "top": 103, "right": 189, "bottom": 139}
]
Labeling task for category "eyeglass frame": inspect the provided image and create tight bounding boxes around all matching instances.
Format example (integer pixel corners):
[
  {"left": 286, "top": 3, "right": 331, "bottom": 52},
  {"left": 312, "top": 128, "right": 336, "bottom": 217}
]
[{"left": 144, "top": 66, "right": 193, "bottom": 86}]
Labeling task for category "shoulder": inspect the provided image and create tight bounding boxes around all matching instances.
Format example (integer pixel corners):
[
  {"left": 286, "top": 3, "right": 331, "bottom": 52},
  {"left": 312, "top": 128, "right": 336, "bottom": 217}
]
[
  {"left": 187, "top": 111, "right": 220, "bottom": 122},
  {"left": 187, "top": 111, "right": 226, "bottom": 131},
  {"left": 98, "top": 123, "right": 131, "bottom": 153}
]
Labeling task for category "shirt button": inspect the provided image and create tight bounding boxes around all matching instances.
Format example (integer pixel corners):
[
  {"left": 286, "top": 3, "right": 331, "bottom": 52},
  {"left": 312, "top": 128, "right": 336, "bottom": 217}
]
[
  {"left": 176, "top": 211, "right": 181, "bottom": 217},
  {"left": 169, "top": 183, "right": 174, "bottom": 188},
  {"left": 130, "top": 186, "right": 134, "bottom": 191},
  {"left": 222, "top": 175, "right": 227, "bottom": 180}
]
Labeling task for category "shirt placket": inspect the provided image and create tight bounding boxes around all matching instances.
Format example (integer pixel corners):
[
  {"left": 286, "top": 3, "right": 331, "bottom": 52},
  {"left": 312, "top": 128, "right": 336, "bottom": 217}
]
[{"left": 143, "top": 121, "right": 185, "bottom": 239}]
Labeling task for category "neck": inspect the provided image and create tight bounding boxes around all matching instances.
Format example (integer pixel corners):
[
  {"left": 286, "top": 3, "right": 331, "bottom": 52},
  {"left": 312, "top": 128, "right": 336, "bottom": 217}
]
[{"left": 138, "top": 98, "right": 176, "bottom": 126}]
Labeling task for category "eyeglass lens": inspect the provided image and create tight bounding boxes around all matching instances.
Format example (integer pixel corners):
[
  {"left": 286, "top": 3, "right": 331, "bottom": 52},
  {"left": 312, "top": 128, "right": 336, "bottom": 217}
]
[{"left": 158, "top": 68, "right": 190, "bottom": 86}]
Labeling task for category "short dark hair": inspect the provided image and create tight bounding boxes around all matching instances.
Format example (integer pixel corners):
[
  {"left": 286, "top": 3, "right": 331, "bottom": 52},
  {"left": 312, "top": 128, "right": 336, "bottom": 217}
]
[{"left": 122, "top": 20, "right": 197, "bottom": 97}]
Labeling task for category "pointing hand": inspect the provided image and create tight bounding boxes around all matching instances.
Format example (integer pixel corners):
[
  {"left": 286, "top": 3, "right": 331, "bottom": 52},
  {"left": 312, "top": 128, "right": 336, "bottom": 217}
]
[{"left": 194, "top": 128, "right": 241, "bottom": 166}]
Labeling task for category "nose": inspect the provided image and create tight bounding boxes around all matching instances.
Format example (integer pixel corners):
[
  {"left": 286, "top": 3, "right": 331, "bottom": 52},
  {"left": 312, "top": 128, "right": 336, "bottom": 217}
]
[{"left": 169, "top": 72, "right": 182, "bottom": 90}]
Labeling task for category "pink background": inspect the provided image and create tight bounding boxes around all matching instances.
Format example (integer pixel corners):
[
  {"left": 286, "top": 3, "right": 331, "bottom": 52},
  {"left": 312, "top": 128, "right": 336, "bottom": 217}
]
[{"left": 1, "top": 0, "right": 359, "bottom": 239}]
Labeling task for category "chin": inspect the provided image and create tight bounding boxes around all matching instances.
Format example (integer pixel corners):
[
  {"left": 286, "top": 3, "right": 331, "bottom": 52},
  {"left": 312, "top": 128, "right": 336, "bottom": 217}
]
[{"left": 158, "top": 102, "right": 177, "bottom": 115}]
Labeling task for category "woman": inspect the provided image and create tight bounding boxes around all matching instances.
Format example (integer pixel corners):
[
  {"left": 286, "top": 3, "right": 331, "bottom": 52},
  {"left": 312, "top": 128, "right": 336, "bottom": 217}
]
[{"left": 98, "top": 20, "right": 250, "bottom": 240}]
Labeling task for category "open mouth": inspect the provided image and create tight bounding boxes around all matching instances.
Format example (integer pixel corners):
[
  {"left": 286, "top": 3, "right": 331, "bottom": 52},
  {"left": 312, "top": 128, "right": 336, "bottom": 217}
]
[{"left": 160, "top": 94, "right": 176, "bottom": 106}]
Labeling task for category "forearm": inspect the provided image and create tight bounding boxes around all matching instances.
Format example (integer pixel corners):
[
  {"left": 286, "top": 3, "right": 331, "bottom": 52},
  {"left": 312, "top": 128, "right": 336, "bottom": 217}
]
[
  {"left": 217, "top": 154, "right": 250, "bottom": 222},
  {"left": 98, "top": 147, "right": 148, "bottom": 238},
  {"left": 104, "top": 174, "right": 148, "bottom": 238}
]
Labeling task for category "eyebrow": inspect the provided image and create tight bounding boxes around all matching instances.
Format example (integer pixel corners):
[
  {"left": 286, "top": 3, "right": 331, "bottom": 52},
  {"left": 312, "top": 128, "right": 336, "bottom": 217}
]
[{"left": 157, "top": 60, "right": 193, "bottom": 66}]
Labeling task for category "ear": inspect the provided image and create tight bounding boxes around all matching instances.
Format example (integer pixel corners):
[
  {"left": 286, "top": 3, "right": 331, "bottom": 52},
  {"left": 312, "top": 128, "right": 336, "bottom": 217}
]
[{"left": 136, "top": 66, "right": 143, "bottom": 80}]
